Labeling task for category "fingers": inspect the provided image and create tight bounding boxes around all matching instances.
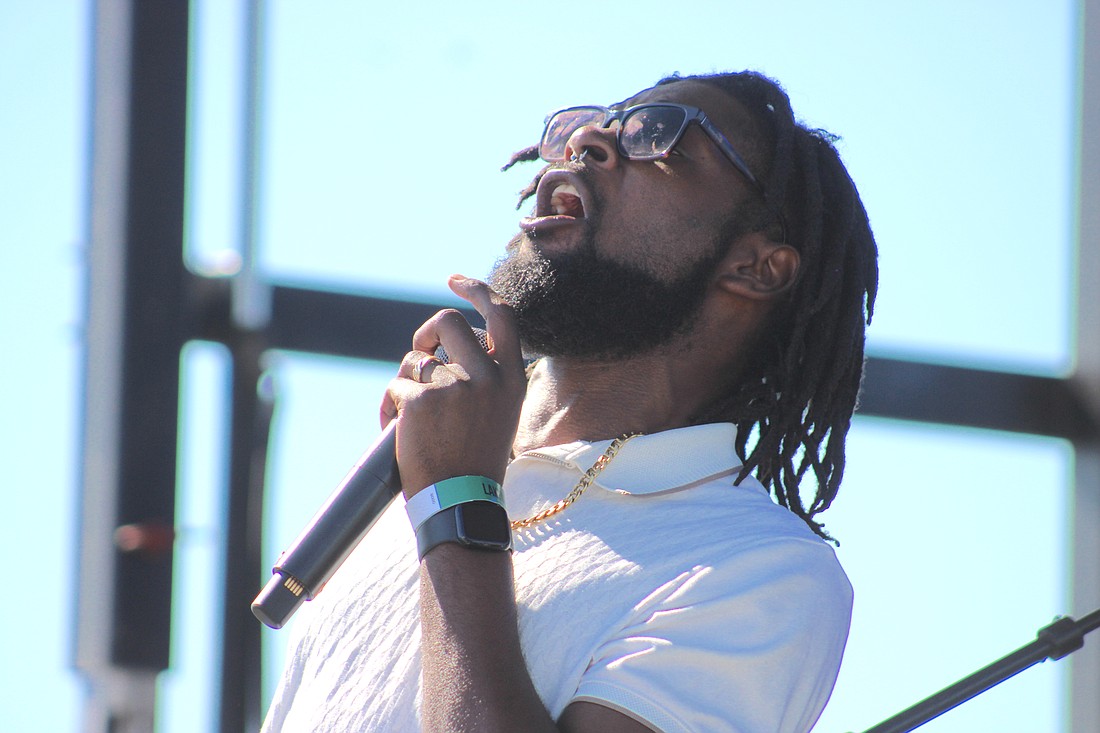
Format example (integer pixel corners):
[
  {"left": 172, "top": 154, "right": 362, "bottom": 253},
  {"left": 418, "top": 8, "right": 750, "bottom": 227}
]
[
  {"left": 411, "top": 310, "right": 486, "bottom": 371},
  {"left": 379, "top": 393, "right": 396, "bottom": 430},
  {"left": 381, "top": 276, "right": 527, "bottom": 493},
  {"left": 409, "top": 278, "right": 522, "bottom": 380},
  {"left": 446, "top": 275, "right": 522, "bottom": 371},
  {"left": 382, "top": 356, "right": 461, "bottom": 424},
  {"left": 381, "top": 350, "right": 458, "bottom": 429},
  {"left": 379, "top": 373, "right": 428, "bottom": 433},
  {"left": 410, "top": 354, "right": 445, "bottom": 384},
  {"left": 398, "top": 350, "right": 464, "bottom": 384},
  {"left": 385, "top": 274, "right": 524, "bottom": 429}
]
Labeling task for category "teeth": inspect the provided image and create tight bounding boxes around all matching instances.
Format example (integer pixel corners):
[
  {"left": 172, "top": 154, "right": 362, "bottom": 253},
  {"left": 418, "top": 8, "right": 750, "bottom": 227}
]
[{"left": 549, "top": 184, "right": 582, "bottom": 217}]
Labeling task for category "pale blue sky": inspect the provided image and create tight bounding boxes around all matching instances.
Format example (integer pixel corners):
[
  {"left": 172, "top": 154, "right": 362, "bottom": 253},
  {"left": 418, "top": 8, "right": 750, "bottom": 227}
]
[{"left": 0, "top": 1, "right": 1082, "bottom": 731}]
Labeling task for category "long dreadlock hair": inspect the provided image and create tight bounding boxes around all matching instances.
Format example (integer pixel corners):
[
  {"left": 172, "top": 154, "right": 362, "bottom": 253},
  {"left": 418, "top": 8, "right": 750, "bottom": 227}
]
[{"left": 502, "top": 71, "right": 879, "bottom": 541}]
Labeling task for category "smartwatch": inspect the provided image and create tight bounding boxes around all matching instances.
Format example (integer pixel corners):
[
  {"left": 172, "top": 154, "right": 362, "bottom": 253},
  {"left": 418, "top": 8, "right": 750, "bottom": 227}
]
[{"left": 415, "top": 501, "right": 513, "bottom": 560}]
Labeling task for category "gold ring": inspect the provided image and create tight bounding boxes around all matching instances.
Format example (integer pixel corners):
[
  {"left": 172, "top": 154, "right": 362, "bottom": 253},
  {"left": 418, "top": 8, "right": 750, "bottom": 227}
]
[{"left": 412, "top": 355, "right": 444, "bottom": 383}]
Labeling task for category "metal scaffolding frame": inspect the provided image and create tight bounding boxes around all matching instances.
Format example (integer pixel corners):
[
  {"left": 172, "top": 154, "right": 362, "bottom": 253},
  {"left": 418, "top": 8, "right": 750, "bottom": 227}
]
[{"left": 72, "top": 1, "right": 1100, "bottom": 731}]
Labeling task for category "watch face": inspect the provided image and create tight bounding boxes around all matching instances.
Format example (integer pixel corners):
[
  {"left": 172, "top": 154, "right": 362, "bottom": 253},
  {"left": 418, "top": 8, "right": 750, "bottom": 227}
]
[{"left": 455, "top": 502, "right": 512, "bottom": 549}]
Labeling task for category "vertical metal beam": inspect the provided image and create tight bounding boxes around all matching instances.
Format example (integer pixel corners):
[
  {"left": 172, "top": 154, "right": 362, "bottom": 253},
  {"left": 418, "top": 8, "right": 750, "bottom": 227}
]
[
  {"left": 1072, "top": 0, "right": 1100, "bottom": 730},
  {"left": 218, "top": 337, "right": 271, "bottom": 733},
  {"left": 1072, "top": 449, "right": 1100, "bottom": 733},
  {"left": 217, "top": 2, "right": 271, "bottom": 730},
  {"left": 75, "top": 1, "right": 190, "bottom": 731}
]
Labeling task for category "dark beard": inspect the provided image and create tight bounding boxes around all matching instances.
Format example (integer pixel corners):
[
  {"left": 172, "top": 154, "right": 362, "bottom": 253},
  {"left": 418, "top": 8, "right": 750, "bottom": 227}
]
[{"left": 488, "top": 231, "right": 728, "bottom": 360}]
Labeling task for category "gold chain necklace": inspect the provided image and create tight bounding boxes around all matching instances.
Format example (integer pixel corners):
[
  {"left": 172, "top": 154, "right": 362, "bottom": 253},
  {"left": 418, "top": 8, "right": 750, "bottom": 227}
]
[{"left": 510, "top": 433, "right": 640, "bottom": 530}]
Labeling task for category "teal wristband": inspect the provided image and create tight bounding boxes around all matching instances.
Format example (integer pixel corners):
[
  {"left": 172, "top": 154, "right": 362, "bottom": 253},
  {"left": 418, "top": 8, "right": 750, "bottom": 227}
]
[{"left": 404, "top": 475, "right": 503, "bottom": 530}]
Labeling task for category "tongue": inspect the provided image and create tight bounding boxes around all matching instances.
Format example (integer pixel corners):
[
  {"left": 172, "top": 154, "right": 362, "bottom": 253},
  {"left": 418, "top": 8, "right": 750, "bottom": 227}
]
[{"left": 556, "top": 192, "right": 584, "bottom": 218}]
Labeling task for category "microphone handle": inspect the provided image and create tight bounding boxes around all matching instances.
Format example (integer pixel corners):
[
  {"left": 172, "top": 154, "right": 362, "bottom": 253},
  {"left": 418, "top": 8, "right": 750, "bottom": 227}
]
[
  {"left": 252, "top": 423, "right": 400, "bottom": 629},
  {"left": 251, "top": 327, "right": 490, "bottom": 629}
]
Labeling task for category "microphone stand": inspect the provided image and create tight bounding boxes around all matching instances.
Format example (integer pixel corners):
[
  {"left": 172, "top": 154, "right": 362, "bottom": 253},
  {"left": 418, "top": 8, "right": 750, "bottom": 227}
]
[{"left": 857, "top": 608, "right": 1100, "bottom": 733}]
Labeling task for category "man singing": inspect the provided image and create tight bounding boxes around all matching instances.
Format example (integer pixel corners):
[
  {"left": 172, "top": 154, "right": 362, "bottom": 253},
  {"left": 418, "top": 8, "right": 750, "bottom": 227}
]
[{"left": 263, "top": 69, "right": 879, "bottom": 733}]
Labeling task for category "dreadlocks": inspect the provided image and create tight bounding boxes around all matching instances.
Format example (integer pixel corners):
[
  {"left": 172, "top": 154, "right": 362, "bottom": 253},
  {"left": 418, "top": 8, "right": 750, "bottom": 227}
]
[{"left": 503, "top": 71, "right": 879, "bottom": 541}]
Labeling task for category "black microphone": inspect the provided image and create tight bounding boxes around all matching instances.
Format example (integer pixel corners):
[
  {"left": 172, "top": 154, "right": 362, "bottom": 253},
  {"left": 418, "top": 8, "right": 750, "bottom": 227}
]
[{"left": 251, "top": 328, "right": 490, "bottom": 629}]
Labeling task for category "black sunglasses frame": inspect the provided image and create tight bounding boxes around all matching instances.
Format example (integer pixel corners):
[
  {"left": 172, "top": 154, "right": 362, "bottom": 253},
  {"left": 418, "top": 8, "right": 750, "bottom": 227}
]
[{"left": 540, "top": 103, "right": 762, "bottom": 192}]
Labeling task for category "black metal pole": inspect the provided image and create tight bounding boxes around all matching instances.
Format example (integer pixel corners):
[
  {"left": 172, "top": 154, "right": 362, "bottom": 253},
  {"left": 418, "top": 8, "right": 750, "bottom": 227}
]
[
  {"left": 218, "top": 333, "right": 273, "bottom": 733},
  {"left": 861, "top": 609, "right": 1100, "bottom": 733},
  {"left": 76, "top": 2, "right": 190, "bottom": 730}
]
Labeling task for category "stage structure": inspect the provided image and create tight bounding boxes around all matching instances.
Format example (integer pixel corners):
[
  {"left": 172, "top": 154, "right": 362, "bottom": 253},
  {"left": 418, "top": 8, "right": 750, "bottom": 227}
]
[{"left": 73, "top": 1, "right": 1100, "bottom": 732}]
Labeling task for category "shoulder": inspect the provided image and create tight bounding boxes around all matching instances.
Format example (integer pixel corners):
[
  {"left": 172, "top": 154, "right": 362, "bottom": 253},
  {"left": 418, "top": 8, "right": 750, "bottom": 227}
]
[{"left": 572, "top": 525, "right": 852, "bottom": 733}]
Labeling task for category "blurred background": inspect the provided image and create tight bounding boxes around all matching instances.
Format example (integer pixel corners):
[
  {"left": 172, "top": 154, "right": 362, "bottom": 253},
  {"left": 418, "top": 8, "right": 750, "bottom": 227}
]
[{"left": 2, "top": 0, "right": 1098, "bottom": 731}]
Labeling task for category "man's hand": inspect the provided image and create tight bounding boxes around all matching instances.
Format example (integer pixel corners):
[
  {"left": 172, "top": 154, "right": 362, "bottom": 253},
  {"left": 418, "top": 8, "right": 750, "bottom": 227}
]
[{"left": 380, "top": 275, "right": 527, "bottom": 499}]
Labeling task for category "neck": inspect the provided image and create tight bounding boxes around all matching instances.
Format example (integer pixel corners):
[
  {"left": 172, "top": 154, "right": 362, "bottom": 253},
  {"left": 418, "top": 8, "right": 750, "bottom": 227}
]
[
  {"left": 512, "top": 351, "right": 710, "bottom": 455},
  {"left": 510, "top": 291, "right": 768, "bottom": 455}
]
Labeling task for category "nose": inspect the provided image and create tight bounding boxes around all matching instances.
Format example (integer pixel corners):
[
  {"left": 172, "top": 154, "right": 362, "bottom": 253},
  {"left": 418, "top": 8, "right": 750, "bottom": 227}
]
[{"left": 563, "top": 122, "right": 619, "bottom": 167}]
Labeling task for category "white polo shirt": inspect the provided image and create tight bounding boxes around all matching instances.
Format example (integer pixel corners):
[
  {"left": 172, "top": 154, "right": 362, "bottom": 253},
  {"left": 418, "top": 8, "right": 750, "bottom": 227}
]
[{"left": 262, "top": 423, "right": 852, "bottom": 733}]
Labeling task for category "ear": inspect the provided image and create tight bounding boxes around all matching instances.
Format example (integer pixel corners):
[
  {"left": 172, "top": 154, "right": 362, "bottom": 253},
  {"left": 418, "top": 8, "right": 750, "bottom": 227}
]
[{"left": 715, "top": 232, "right": 800, "bottom": 301}]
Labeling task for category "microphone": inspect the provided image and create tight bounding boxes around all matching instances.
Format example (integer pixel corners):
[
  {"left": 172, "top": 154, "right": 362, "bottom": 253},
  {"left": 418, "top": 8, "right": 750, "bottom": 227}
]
[{"left": 251, "top": 328, "right": 490, "bottom": 629}]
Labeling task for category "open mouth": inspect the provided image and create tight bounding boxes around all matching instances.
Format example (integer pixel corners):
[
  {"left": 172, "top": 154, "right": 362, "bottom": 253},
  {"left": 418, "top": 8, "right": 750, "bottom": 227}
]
[
  {"left": 519, "top": 171, "right": 591, "bottom": 234},
  {"left": 548, "top": 183, "right": 585, "bottom": 218}
]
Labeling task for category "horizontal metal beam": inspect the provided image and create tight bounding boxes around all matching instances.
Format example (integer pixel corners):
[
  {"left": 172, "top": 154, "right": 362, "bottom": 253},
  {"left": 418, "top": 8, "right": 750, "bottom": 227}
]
[
  {"left": 861, "top": 357, "right": 1099, "bottom": 441},
  {"left": 190, "top": 275, "right": 477, "bottom": 360},
  {"left": 189, "top": 275, "right": 1100, "bottom": 443}
]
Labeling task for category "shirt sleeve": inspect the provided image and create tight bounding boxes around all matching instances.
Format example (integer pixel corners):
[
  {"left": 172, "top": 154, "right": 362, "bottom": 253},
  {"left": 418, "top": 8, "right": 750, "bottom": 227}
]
[{"left": 571, "top": 538, "right": 853, "bottom": 733}]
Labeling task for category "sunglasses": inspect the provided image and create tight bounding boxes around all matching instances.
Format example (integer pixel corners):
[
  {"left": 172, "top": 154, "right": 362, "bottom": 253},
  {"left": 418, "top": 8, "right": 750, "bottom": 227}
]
[{"left": 539, "top": 103, "right": 762, "bottom": 192}]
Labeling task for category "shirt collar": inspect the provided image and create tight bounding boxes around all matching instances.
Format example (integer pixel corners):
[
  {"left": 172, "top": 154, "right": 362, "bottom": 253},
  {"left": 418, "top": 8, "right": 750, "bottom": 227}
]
[{"left": 514, "top": 423, "right": 743, "bottom": 496}]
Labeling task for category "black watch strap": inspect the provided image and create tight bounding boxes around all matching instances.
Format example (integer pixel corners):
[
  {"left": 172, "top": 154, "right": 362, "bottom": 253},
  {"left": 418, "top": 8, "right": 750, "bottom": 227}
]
[{"left": 415, "top": 501, "right": 513, "bottom": 560}]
